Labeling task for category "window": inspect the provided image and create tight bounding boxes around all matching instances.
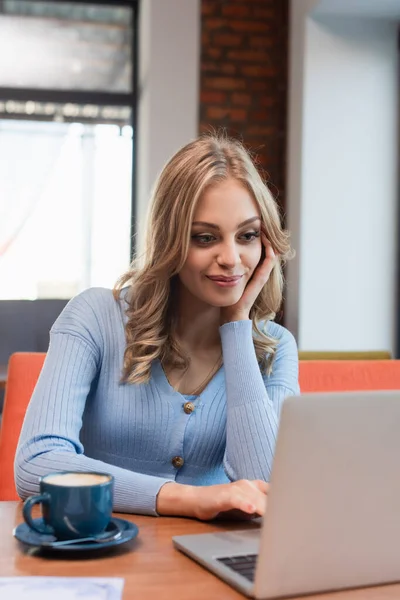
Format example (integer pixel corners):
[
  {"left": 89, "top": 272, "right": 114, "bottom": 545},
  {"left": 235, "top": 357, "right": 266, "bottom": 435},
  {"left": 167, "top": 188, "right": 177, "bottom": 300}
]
[
  {"left": 0, "top": 0, "right": 137, "bottom": 300},
  {"left": 0, "top": 119, "right": 133, "bottom": 299},
  {"left": 0, "top": 1, "right": 133, "bottom": 92}
]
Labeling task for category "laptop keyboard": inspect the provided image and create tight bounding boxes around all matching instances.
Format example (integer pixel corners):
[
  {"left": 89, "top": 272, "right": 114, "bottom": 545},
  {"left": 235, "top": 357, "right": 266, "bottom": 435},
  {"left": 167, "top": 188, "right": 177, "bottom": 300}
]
[{"left": 216, "top": 554, "right": 257, "bottom": 582}]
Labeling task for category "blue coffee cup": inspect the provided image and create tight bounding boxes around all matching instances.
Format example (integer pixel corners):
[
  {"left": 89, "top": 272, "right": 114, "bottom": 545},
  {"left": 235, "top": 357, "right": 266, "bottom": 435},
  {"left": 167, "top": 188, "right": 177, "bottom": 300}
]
[{"left": 22, "top": 471, "right": 114, "bottom": 540}]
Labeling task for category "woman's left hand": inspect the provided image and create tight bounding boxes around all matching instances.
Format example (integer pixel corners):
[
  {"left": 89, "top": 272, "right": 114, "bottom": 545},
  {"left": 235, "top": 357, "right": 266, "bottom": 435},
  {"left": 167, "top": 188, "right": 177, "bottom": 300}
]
[{"left": 220, "top": 233, "right": 277, "bottom": 325}]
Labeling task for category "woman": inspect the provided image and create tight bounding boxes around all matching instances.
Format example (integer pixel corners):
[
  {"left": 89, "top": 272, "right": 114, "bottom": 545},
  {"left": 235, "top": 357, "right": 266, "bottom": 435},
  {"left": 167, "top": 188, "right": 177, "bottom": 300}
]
[{"left": 15, "top": 134, "right": 299, "bottom": 519}]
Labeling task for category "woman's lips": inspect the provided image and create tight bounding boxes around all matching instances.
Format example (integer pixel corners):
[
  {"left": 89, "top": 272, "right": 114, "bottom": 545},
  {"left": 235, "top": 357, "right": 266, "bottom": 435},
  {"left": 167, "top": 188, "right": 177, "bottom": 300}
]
[{"left": 206, "top": 275, "right": 243, "bottom": 288}]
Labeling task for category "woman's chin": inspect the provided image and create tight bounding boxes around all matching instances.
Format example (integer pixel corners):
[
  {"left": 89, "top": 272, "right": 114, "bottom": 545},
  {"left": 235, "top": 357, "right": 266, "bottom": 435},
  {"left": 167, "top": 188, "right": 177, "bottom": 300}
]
[{"left": 202, "top": 291, "right": 244, "bottom": 308}]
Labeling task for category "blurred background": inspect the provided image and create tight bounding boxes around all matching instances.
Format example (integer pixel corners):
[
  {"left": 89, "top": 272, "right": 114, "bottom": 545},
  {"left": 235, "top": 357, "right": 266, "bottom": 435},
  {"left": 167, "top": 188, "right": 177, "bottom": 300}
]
[{"left": 0, "top": 0, "right": 399, "bottom": 404}]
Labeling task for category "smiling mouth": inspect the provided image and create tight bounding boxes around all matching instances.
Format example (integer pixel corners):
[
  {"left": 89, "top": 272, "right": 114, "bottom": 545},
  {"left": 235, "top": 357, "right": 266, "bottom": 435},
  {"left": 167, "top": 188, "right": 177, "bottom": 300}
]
[
  {"left": 206, "top": 275, "right": 244, "bottom": 288},
  {"left": 207, "top": 275, "right": 243, "bottom": 282}
]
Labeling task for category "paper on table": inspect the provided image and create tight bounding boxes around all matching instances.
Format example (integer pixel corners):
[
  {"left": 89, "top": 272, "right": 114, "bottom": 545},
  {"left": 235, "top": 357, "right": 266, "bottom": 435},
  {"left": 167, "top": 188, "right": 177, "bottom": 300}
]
[{"left": 0, "top": 577, "right": 124, "bottom": 600}]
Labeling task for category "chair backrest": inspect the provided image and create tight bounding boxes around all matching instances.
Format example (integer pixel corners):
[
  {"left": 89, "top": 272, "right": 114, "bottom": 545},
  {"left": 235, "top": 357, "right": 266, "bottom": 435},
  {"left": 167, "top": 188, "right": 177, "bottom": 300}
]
[
  {"left": 0, "top": 352, "right": 46, "bottom": 500},
  {"left": 299, "top": 351, "right": 391, "bottom": 361},
  {"left": 299, "top": 360, "right": 400, "bottom": 393},
  {"left": 1, "top": 356, "right": 398, "bottom": 499}
]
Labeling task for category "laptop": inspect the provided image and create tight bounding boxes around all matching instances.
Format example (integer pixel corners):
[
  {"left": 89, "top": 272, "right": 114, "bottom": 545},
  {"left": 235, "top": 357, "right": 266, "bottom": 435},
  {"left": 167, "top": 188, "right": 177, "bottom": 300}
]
[{"left": 173, "top": 391, "right": 400, "bottom": 598}]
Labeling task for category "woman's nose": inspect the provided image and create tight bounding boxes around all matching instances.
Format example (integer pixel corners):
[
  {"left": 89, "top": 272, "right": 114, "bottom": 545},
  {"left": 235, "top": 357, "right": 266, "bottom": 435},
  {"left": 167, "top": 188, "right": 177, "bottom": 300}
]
[{"left": 216, "top": 242, "right": 240, "bottom": 269}]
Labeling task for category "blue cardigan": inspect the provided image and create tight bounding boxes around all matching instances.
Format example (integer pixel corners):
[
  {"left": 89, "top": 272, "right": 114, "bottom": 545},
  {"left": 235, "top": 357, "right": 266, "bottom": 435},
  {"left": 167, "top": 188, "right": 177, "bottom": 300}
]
[{"left": 15, "top": 287, "right": 300, "bottom": 515}]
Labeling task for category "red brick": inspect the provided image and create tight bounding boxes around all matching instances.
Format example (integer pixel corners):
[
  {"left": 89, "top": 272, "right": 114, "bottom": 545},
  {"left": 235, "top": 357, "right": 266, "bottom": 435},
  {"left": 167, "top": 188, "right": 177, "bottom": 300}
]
[
  {"left": 231, "top": 92, "right": 252, "bottom": 106},
  {"left": 227, "top": 49, "right": 269, "bottom": 62},
  {"left": 201, "top": 62, "right": 237, "bottom": 75},
  {"left": 222, "top": 63, "right": 237, "bottom": 75},
  {"left": 230, "top": 108, "right": 247, "bottom": 122},
  {"left": 252, "top": 8, "right": 275, "bottom": 19},
  {"left": 204, "top": 18, "right": 227, "bottom": 30},
  {"left": 200, "top": 90, "right": 227, "bottom": 104},
  {"left": 206, "top": 106, "right": 227, "bottom": 120},
  {"left": 229, "top": 20, "right": 271, "bottom": 33},
  {"left": 248, "top": 80, "right": 270, "bottom": 91},
  {"left": 241, "top": 65, "right": 276, "bottom": 77},
  {"left": 250, "top": 109, "right": 271, "bottom": 122},
  {"left": 206, "top": 47, "right": 223, "bottom": 59},
  {"left": 201, "top": 62, "right": 216, "bottom": 73},
  {"left": 213, "top": 33, "right": 243, "bottom": 47},
  {"left": 221, "top": 4, "right": 250, "bottom": 18},
  {"left": 249, "top": 36, "right": 276, "bottom": 49},
  {"left": 201, "top": 1, "right": 217, "bottom": 16},
  {"left": 207, "top": 107, "right": 247, "bottom": 122},
  {"left": 203, "top": 77, "right": 246, "bottom": 91},
  {"left": 229, "top": 0, "right": 273, "bottom": 4},
  {"left": 202, "top": 30, "right": 211, "bottom": 46},
  {"left": 260, "top": 96, "right": 277, "bottom": 108},
  {"left": 246, "top": 126, "right": 275, "bottom": 136},
  {"left": 199, "top": 0, "right": 289, "bottom": 231}
]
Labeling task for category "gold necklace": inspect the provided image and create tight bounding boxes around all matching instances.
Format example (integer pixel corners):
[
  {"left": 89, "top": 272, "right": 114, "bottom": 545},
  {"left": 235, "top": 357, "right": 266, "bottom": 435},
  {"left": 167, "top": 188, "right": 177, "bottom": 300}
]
[
  {"left": 173, "top": 352, "right": 223, "bottom": 396},
  {"left": 188, "top": 353, "right": 223, "bottom": 397}
]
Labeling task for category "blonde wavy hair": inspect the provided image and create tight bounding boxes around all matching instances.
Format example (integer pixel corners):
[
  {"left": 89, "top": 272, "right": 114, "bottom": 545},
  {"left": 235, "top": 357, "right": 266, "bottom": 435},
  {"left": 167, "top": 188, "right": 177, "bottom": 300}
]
[{"left": 114, "top": 133, "right": 294, "bottom": 384}]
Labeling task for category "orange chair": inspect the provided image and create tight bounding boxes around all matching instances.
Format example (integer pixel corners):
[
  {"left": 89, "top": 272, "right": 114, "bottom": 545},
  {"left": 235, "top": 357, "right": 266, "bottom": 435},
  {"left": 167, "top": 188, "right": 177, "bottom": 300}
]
[
  {"left": 299, "top": 360, "right": 400, "bottom": 393},
  {"left": 0, "top": 352, "right": 46, "bottom": 500},
  {"left": 1, "top": 356, "right": 399, "bottom": 500}
]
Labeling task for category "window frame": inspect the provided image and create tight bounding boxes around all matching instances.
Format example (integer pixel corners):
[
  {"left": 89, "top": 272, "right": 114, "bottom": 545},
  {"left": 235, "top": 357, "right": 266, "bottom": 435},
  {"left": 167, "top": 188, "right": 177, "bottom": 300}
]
[{"left": 0, "top": 0, "right": 139, "bottom": 257}]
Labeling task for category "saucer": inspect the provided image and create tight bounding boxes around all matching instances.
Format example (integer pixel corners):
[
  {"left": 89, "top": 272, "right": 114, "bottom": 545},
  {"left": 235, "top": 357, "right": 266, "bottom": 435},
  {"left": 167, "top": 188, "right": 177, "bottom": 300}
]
[{"left": 13, "top": 517, "right": 139, "bottom": 552}]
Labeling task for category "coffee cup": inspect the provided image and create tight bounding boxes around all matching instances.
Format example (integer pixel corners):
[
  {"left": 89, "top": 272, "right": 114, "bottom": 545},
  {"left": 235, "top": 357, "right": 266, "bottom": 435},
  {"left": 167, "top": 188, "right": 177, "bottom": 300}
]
[{"left": 22, "top": 471, "right": 114, "bottom": 540}]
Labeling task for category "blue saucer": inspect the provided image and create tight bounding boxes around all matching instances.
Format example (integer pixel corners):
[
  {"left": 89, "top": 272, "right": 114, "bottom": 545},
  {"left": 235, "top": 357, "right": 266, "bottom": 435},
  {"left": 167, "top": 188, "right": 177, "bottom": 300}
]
[{"left": 13, "top": 516, "right": 139, "bottom": 552}]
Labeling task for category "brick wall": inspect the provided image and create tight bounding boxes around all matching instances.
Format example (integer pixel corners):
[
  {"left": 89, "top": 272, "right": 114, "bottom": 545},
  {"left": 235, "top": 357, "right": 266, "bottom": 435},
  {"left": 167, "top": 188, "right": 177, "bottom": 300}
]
[{"left": 199, "top": 0, "right": 289, "bottom": 215}]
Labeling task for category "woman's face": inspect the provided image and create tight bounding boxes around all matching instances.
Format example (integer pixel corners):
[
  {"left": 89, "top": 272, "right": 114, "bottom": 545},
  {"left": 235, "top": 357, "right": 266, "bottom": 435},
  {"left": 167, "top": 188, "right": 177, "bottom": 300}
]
[{"left": 178, "top": 178, "right": 263, "bottom": 307}]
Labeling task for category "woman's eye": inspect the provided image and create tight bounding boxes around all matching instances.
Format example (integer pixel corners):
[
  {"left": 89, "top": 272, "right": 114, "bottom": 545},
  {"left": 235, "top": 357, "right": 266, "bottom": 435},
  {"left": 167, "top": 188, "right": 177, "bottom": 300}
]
[
  {"left": 240, "top": 231, "right": 260, "bottom": 242},
  {"left": 192, "top": 234, "right": 216, "bottom": 245}
]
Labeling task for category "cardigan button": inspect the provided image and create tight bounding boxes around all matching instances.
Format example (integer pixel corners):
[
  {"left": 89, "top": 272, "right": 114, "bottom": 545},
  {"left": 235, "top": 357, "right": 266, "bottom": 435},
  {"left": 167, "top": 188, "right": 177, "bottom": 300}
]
[
  {"left": 183, "top": 401, "right": 195, "bottom": 414},
  {"left": 172, "top": 456, "right": 184, "bottom": 469}
]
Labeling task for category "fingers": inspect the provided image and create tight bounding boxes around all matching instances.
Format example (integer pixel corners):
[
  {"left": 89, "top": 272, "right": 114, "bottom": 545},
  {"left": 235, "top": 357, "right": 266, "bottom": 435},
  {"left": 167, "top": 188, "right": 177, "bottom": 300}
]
[
  {"left": 260, "top": 234, "right": 278, "bottom": 272},
  {"left": 245, "top": 235, "right": 277, "bottom": 296},
  {"left": 216, "top": 508, "right": 259, "bottom": 521},
  {"left": 234, "top": 493, "right": 266, "bottom": 517},
  {"left": 195, "top": 480, "right": 269, "bottom": 521},
  {"left": 251, "top": 479, "right": 270, "bottom": 495},
  {"left": 234, "top": 494, "right": 258, "bottom": 515},
  {"left": 218, "top": 493, "right": 264, "bottom": 518},
  {"left": 230, "top": 480, "right": 268, "bottom": 517},
  {"left": 264, "top": 237, "right": 276, "bottom": 262}
]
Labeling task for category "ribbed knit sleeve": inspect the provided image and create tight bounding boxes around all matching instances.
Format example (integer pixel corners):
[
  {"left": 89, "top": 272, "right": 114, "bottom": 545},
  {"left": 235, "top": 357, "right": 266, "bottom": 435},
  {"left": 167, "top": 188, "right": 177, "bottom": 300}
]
[
  {"left": 14, "top": 289, "right": 171, "bottom": 516},
  {"left": 220, "top": 319, "right": 299, "bottom": 482}
]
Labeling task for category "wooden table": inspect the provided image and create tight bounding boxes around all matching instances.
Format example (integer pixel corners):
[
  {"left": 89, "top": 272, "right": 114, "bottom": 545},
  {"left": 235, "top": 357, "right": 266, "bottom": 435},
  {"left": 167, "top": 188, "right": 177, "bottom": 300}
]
[
  {"left": 0, "top": 364, "right": 7, "bottom": 390},
  {"left": 1, "top": 502, "right": 400, "bottom": 600}
]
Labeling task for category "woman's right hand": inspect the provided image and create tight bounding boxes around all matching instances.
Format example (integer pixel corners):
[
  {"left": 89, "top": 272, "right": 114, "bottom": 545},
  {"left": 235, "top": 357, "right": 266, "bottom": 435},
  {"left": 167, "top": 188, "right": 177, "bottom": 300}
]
[{"left": 156, "top": 479, "right": 269, "bottom": 520}]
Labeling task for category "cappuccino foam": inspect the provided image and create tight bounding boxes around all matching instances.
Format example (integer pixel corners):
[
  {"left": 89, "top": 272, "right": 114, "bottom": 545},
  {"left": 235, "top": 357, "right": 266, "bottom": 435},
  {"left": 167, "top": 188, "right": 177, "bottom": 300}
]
[{"left": 44, "top": 473, "right": 110, "bottom": 487}]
